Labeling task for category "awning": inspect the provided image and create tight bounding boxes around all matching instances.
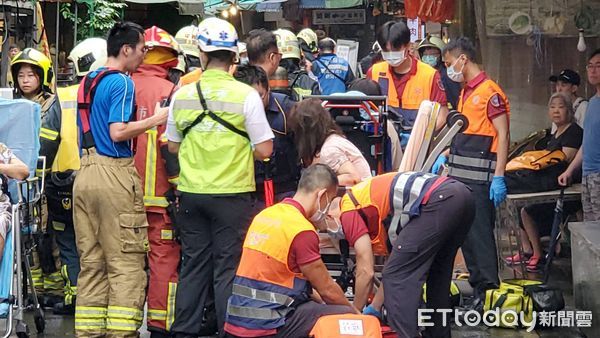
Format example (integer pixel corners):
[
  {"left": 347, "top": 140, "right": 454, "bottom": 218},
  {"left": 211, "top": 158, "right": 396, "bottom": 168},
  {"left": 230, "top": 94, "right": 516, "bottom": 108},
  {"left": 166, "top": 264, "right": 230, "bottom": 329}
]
[
  {"left": 256, "top": 0, "right": 287, "bottom": 12},
  {"left": 299, "top": 0, "right": 362, "bottom": 9},
  {"left": 299, "top": 0, "right": 324, "bottom": 8}
]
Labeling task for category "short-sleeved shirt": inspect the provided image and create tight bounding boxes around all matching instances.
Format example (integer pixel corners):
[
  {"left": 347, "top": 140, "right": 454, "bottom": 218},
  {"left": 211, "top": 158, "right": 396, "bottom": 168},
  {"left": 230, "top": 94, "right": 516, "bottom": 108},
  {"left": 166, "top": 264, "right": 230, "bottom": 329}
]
[
  {"left": 316, "top": 134, "right": 372, "bottom": 182},
  {"left": 583, "top": 95, "right": 600, "bottom": 176},
  {"left": 547, "top": 123, "right": 583, "bottom": 152},
  {"left": 281, "top": 198, "right": 321, "bottom": 273},
  {"left": 87, "top": 68, "right": 136, "bottom": 158},
  {"left": 461, "top": 72, "right": 507, "bottom": 120},
  {"left": 367, "top": 57, "right": 448, "bottom": 106}
]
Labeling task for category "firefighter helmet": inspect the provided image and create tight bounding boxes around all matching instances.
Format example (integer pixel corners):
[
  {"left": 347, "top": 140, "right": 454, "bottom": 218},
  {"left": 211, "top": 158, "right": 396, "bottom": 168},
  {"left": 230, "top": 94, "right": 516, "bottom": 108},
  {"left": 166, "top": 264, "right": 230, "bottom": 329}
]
[
  {"left": 11, "top": 48, "right": 54, "bottom": 90},
  {"left": 68, "top": 38, "right": 108, "bottom": 77},
  {"left": 297, "top": 28, "right": 318, "bottom": 54},
  {"left": 274, "top": 29, "right": 300, "bottom": 59},
  {"left": 145, "top": 26, "right": 180, "bottom": 54},
  {"left": 175, "top": 25, "right": 200, "bottom": 58},
  {"left": 418, "top": 36, "right": 446, "bottom": 54},
  {"left": 197, "top": 17, "right": 238, "bottom": 54}
]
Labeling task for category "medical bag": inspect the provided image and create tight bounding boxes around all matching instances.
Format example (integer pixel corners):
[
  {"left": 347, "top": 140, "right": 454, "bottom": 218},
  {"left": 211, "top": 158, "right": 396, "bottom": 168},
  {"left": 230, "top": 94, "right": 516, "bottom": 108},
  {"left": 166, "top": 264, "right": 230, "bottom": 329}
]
[{"left": 309, "top": 314, "right": 383, "bottom": 338}]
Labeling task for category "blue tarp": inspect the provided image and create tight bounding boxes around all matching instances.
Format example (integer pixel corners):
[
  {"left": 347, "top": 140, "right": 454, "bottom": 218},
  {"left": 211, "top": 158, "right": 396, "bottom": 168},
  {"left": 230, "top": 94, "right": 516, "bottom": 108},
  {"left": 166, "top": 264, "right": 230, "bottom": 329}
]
[
  {"left": 299, "top": 0, "right": 325, "bottom": 8},
  {"left": 0, "top": 98, "right": 41, "bottom": 203}
]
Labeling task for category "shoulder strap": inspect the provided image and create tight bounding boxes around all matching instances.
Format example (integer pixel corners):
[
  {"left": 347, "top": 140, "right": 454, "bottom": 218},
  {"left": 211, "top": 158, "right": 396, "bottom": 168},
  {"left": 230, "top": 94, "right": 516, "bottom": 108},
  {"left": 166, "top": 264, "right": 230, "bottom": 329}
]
[
  {"left": 182, "top": 81, "right": 250, "bottom": 140},
  {"left": 346, "top": 189, "right": 370, "bottom": 227},
  {"left": 78, "top": 69, "right": 121, "bottom": 108}
]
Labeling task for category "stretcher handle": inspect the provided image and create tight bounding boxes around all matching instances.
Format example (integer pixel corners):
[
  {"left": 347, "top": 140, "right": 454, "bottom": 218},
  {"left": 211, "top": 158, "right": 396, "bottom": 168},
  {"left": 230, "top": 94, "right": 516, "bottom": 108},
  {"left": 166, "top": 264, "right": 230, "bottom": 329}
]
[{"left": 304, "top": 95, "right": 387, "bottom": 104}]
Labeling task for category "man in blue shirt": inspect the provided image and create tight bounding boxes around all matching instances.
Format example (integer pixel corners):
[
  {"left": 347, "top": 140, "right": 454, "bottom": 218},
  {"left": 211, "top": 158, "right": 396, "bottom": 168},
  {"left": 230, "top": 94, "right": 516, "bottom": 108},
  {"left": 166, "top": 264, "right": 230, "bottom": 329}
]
[
  {"left": 73, "top": 21, "right": 168, "bottom": 338},
  {"left": 312, "top": 38, "right": 354, "bottom": 95},
  {"left": 559, "top": 49, "right": 600, "bottom": 222}
]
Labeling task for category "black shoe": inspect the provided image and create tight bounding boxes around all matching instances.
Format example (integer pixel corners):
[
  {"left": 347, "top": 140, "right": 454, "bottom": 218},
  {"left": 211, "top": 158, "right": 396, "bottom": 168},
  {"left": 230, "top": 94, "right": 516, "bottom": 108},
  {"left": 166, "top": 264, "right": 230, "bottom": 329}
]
[
  {"left": 42, "top": 294, "right": 64, "bottom": 308},
  {"left": 52, "top": 301, "right": 75, "bottom": 315}
]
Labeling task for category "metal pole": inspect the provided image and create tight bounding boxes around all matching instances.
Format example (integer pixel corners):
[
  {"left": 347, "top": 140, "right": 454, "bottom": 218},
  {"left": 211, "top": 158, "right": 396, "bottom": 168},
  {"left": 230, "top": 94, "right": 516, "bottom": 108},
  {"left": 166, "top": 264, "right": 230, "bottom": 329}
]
[
  {"left": 74, "top": 2, "right": 78, "bottom": 45},
  {"left": 55, "top": 1, "right": 60, "bottom": 79}
]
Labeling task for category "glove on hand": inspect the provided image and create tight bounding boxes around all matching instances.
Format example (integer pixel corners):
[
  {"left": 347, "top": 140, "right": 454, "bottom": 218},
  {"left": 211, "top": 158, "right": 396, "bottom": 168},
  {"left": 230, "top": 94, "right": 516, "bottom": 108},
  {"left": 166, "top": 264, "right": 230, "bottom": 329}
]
[
  {"left": 431, "top": 154, "right": 447, "bottom": 174},
  {"left": 489, "top": 176, "right": 507, "bottom": 208}
]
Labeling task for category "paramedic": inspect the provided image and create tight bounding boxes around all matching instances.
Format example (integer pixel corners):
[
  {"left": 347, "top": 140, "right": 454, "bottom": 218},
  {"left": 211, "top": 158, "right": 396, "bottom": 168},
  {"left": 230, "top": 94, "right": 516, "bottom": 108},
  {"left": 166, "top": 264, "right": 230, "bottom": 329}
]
[
  {"left": 224, "top": 164, "right": 356, "bottom": 338},
  {"left": 73, "top": 21, "right": 168, "bottom": 337},
  {"left": 166, "top": 18, "right": 274, "bottom": 337},
  {"left": 435, "top": 37, "right": 511, "bottom": 305}
]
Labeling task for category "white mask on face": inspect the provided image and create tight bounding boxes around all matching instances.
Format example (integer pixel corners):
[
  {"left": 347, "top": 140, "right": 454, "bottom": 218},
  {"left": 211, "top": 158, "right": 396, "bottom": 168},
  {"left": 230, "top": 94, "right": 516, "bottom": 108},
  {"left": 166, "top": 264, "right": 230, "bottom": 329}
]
[
  {"left": 310, "top": 192, "right": 331, "bottom": 224},
  {"left": 447, "top": 56, "right": 466, "bottom": 83},
  {"left": 326, "top": 217, "right": 345, "bottom": 240},
  {"left": 382, "top": 50, "right": 406, "bottom": 67}
]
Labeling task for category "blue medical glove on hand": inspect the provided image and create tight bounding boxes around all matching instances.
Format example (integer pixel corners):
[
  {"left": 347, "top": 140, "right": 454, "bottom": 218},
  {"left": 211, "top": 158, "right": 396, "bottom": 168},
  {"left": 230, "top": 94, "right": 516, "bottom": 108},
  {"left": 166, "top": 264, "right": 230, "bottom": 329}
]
[
  {"left": 489, "top": 176, "right": 507, "bottom": 208},
  {"left": 362, "top": 304, "right": 382, "bottom": 319},
  {"left": 431, "top": 154, "right": 447, "bottom": 174}
]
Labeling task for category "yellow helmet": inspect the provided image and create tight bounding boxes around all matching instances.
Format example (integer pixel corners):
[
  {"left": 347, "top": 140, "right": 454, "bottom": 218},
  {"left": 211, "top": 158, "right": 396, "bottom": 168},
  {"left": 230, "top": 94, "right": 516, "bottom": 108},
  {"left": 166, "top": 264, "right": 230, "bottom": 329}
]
[
  {"left": 297, "top": 28, "right": 318, "bottom": 54},
  {"left": 274, "top": 29, "right": 300, "bottom": 59},
  {"left": 175, "top": 25, "right": 200, "bottom": 58},
  {"left": 11, "top": 48, "right": 54, "bottom": 91}
]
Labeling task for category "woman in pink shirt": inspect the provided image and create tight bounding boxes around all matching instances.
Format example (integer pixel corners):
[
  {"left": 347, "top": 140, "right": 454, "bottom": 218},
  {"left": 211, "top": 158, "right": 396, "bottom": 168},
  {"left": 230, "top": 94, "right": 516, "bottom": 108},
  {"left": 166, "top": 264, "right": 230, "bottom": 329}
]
[{"left": 289, "top": 98, "right": 372, "bottom": 187}]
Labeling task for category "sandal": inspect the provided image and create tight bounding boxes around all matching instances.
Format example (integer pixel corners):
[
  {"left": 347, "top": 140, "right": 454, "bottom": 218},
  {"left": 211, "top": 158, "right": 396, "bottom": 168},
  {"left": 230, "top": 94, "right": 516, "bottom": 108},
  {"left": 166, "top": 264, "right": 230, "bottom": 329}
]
[
  {"left": 504, "top": 252, "right": 532, "bottom": 265},
  {"left": 525, "top": 255, "right": 544, "bottom": 272}
]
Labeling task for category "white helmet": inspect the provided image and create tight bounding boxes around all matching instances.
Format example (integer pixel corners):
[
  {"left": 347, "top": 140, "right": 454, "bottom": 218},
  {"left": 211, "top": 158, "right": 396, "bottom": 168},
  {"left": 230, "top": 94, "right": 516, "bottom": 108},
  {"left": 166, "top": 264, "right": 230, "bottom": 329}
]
[
  {"left": 175, "top": 25, "right": 200, "bottom": 58},
  {"left": 274, "top": 29, "right": 301, "bottom": 59},
  {"left": 68, "top": 38, "right": 107, "bottom": 77},
  {"left": 197, "top": 17, "right": 238, "bottom": 54}
]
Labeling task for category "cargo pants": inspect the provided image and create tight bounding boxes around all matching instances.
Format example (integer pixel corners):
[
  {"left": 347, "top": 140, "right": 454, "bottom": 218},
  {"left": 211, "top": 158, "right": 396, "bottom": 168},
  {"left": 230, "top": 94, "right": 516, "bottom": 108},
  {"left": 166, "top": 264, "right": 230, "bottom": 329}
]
[{"left": 73, "top": 150, "right": 149, "bottom": 338}]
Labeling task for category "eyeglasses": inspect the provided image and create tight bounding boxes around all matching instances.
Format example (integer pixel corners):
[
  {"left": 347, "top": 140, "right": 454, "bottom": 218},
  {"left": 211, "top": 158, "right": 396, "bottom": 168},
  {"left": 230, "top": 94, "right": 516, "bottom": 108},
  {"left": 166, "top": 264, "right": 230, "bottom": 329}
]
[{"left": 586, "top": 63, "right": 600, "bottom": 71}]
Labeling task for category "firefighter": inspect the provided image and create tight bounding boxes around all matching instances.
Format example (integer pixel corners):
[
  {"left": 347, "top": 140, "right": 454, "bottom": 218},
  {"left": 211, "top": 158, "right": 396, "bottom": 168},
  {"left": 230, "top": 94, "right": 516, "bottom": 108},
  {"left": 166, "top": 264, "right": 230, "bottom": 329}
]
[
  {"left": 331, "top": 172, "right": 474, "bottom": 338},
  {"left": 166, "top": 17, "right": 274, "bottom": 337},
  {"left": 224, "top": 164, "right": 356, "bottom": 338},
  {"left": 367, "top": 21, "right": 448, "bottom": 140},
  {"left": 297, "top": 28, "right": 319, "bottom": 62},
  {"left": 131, "top": 26, "right": 181, "bottom": 338},
  {"left": 34, "top": 37, "right": 108, "bottom": 315},
  {"left": 417, "top": 36, "right": 461, "bottom": 110},
  {"left": 11, "top": 48, "right": 65, "bottom": 307},
  {"left": 175, "top": 24, "right": 202, "bottom": 86},
  {"left": 234, "top": 65, "right": 301, "bottom": 203},
  {"left": 435, "top": 37, "right": 510, "bottom": 308},
  {"left": 274, "top": 29, "right": 320, "bottom": 101},
  {"left": 73, "top": 21, "right": 168, "bottom": 337}
]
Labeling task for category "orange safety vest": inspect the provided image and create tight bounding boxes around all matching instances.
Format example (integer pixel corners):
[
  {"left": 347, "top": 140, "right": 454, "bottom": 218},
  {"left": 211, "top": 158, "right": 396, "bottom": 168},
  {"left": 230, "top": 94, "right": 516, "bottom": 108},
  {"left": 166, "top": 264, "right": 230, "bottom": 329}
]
[
  {"left": 448, "top": 78, "right": 511, "bottom": 183},
  {"left": 339, "top": 173, "right": 397, "bottom": 256},
  {"left": 225, "top": 202, "right": 315, "bottom": 337},
  {"left": 371, "top": 60, "right": 437, "bottom": 126}
]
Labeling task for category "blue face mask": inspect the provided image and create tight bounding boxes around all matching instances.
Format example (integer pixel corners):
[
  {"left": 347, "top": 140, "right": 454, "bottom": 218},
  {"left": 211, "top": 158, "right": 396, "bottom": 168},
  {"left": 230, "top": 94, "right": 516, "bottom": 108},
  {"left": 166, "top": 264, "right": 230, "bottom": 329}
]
[{"left": 422, "top": 55, "right": 439, "bottom": 67}]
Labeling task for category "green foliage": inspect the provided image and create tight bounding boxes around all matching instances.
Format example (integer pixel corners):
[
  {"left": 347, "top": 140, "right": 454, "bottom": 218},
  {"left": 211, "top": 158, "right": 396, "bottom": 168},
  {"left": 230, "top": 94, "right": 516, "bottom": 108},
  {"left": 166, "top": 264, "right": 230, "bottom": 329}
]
[{"left": 61, "top": 0, "right": 127, "bottom": 41}]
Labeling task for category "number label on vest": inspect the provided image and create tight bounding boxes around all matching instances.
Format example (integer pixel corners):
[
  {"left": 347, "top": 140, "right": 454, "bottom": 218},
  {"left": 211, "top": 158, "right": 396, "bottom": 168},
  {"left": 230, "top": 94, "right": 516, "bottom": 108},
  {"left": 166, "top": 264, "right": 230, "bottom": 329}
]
[{"left": 338, "top": 319, "right": 364, "bottom": 335}]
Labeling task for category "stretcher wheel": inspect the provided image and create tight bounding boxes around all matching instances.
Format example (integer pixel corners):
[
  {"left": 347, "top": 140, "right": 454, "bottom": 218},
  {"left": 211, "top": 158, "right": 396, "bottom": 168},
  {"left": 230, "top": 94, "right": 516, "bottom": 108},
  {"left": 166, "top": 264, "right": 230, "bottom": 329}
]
[
  {"left": 447, "top": 112, "right": 469, "bottom": 133},
  {"left": 445, "top": 110, "right": 460, "bottom": 127},
  {"left": 34, "top": 308, "right": 45, "bottom": 333}
]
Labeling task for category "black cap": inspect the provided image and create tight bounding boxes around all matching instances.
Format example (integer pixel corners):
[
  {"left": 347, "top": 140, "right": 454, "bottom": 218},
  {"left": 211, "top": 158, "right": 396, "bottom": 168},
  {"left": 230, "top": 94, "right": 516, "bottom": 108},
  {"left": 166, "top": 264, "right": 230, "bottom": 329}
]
[{"left": 549, "top": 69, "right": 581, "bottom": 86}]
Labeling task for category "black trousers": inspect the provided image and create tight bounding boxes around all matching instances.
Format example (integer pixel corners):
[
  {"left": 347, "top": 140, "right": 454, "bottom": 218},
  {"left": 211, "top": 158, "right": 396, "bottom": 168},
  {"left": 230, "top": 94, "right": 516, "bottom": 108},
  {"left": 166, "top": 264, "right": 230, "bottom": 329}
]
[
  {"left": 170, "top": 192, "right": 255, "bottom": 336},
  {"left": 383, "top": 180, "right": 475, "bottom": 338},
  {"left": 459, "top": 181, "right": 500, "bottom": 296}
]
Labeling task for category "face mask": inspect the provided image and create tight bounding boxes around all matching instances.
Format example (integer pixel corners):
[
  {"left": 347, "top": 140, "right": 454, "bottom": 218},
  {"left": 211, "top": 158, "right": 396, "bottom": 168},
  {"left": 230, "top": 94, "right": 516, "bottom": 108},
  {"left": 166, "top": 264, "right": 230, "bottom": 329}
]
[
  {"left": 447, "top": 57, "right": 465, "bottom": 83},
  {"left": 310, "top": 192, "right": 331, "bottom": 224},
  {"left": 240, "top": 57, "right": 249, "bottom": 65},
  {"left": 326, "top": 218, "right": 345, "bottom": 240},
  {"left": 422, "top": 55, "right": 439, "bottom": 67},
  {"left": 382, "top": 50, "right": 406, "bottom": 67}
]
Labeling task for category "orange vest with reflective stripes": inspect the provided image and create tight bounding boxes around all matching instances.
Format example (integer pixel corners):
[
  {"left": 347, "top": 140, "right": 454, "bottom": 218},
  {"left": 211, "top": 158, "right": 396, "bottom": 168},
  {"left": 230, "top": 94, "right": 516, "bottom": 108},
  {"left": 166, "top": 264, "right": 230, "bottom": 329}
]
[
  {"left": 339, "top": 173, "right": 397, "bottom": 256},
  {"left": 371, "top": 60, "right": 437, "bottom": 110},
  {"left": 457, "top": 78, "right": 510, "bottom": 153},
  {"left": 226, "top": 202, "right": 315, "bottom": 336}
]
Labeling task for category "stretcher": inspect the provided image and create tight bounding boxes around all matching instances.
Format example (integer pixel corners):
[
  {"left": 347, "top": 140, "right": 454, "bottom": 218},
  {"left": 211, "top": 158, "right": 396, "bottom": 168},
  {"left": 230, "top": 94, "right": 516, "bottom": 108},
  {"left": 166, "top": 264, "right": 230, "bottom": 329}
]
[
  {"left": 305, "top": 94, "right": 390, "bottom": 175},
  {"left": 0, "top": 98, "right": 46, "bottom": 338}
]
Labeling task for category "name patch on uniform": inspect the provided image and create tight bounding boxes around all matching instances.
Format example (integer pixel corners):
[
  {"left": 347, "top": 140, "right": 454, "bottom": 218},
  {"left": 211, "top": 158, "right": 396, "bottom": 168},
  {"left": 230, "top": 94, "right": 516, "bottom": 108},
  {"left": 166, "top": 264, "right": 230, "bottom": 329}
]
[{"left": 338, "top": 319, "right": 364, "bottom": 335}]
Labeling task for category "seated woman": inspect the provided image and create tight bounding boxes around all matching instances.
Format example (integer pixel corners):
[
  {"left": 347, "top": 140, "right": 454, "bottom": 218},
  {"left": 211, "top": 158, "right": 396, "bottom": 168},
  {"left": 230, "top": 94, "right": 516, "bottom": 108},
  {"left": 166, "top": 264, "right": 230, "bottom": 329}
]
[
  {"left": 0, "top": 142, "right": 30, "bottom": 262},
  {"left": 505, "top": 92, "right": 583, "bottom": 271},
  {"left": 289, "top": 98, "right": 372, "bottom": 187}
]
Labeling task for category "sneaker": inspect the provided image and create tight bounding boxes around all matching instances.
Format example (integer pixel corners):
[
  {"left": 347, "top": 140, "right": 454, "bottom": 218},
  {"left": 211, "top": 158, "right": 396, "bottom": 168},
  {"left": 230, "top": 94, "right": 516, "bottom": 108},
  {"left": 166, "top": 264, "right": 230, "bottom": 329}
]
[{"left": 504, "top": 252, "right": 532, "bottom": 265}]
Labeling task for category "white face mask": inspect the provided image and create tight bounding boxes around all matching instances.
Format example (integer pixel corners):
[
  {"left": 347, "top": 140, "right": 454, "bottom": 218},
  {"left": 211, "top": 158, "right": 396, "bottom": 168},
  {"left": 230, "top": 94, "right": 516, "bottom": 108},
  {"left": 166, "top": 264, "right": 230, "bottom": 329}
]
[
  {"left": 382, "top": 50, "right": 406, "bottom": 67},
  {"left": 447, "top": 56, "right": 465, "bottom": 83},
  {"left": 326, "top": 217, "right": 345, "bottom": 240},
  {"left": 310, "top": 192, "right": 331, "bottom": 224}
]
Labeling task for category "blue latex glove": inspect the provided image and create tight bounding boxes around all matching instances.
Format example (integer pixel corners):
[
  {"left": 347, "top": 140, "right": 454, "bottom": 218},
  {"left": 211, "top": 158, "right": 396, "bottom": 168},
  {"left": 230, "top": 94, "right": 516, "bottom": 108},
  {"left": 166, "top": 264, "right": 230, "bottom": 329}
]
[
  {"left": 362, "top": 305, "right": 382, "bottom": 319},
  {"left": 489, "top": 176, "right": 507, "bottom": 208},
  {"left": 431, "top": 154, "right": 447, "bottom": 174}
]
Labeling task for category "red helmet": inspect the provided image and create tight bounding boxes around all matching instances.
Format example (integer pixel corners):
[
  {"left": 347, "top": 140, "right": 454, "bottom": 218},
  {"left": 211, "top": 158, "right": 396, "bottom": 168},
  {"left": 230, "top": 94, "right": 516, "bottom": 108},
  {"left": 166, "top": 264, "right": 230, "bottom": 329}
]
[{"left": 144, "top": 26, "right": 180, "bottom": 54}]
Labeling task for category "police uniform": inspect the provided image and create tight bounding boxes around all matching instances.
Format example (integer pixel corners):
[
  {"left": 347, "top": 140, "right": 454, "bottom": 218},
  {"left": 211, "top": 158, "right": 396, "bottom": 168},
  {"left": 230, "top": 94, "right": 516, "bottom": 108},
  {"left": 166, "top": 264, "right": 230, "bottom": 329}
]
[{"left": 339, "top": 172, "right": 475, "bottom": 338}]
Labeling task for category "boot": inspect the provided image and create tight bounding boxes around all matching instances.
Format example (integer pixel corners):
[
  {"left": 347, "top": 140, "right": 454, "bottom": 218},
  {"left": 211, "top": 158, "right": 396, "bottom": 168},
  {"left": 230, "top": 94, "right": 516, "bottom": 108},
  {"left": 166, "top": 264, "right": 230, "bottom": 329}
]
[{"left": 53, "top": 301, "right": 75, "bottom": 315}]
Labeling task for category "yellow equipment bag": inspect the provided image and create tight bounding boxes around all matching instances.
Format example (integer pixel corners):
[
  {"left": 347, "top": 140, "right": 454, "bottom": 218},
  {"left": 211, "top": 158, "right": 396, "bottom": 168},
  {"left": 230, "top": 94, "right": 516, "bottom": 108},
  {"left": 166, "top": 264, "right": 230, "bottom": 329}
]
[
  {"left": 309, "top": 314, "right": 382, "bottom": 338},
  {"left": 483, "top": 279, "right": 541, "bottom": 329},
  {"left": 506, "top": 149, "right": 566, "bottom": 172}
]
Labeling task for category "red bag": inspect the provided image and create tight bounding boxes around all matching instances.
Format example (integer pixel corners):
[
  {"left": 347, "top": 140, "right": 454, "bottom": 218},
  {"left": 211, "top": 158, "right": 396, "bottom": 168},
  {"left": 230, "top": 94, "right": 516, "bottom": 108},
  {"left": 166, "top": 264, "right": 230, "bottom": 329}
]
[
  {"left": 309, "top": 314, "right": 383, "bottom": 338},
  {"left": 405, "top": 0, "right": 456, "bottom": 22}
]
